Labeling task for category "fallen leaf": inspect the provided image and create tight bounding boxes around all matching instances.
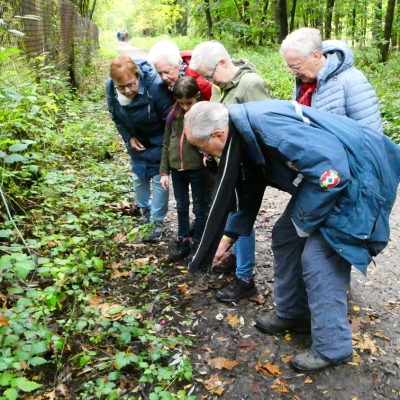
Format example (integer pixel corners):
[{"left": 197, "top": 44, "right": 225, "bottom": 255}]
[
  {"left": 305, "top": 376, "right": 313, "bottom": 383},
  {"left": 281, "top": 355, "right": 293, "bottom": 363},
  {"left": 133, "top": 258, "right": 150, "bottom": 267},
  {"left": 88, "top": 295, "right": 102, "bottom": 305},
  {"left": 353, "top": 333, "right": 378, "bottom": 354},
  {"left": 215, "top": 313, "right": 224, "bottom": 321},
  {"left": 353, "top": 306, "right": 360, "bottom": 312},
  {"left": 177, "top": 283, "right": 189, "bottom": 294},
  {"left": 263, "top": 349, "right": 271, "bottom": 354},
  {"left": 248, "top": 294, "right": 266, "bottom": 304},
  {"left": 284, "top": 333, "right": 292, "bottom": 341},
  {"left": 227, "top": 314, "right": 240, "bottom": 326},
  {"left": 270, "top": 378, "right": 289, "bottom": 393},
  {"left": 204, "top": 374, "right": 225, "bottom": 395},
  {"left": 265, "top": 362, "right": 281, "bottom": 376},
  {"left": 208, "top": 357, "right": 238, "bottom": 370},
  {"left": 251, "top": 381, "right": 260, "bottom": 393},
  {"left": 0, "top": 314, "right": 9, "bottom": 326}
]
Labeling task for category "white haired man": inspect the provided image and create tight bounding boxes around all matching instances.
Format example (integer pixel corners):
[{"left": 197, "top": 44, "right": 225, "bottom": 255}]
[
  {"left": 280, "top": 27, "right": 381, "bottom": 131},
  {"left": 148, "top": 40, "right": 211, "bottom": 100},
  {"left": 189, "top": 40, "right": 270, "bottom": 303},
  {"left": 184, "top": 100, "right": 400, "bottom": 373}
]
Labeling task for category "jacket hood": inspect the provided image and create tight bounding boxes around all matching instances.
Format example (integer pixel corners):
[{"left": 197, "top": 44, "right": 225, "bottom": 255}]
[
  {"left": 229, "top": 59, "right": 257, "bottom": 86},
  {"left": 133, "top": 58, "right": 158, "bottom": 87},
  {"left": 227, "top": 103, "right": 266, "bottom": 166},
  {"left": 318, "top": 40, "right": 354, "bottom": 82}
]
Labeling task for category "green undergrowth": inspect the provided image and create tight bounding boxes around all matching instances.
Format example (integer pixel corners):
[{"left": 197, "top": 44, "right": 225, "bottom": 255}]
[{"left": 0, "top": 53, "right": 195, "bottom": 400}]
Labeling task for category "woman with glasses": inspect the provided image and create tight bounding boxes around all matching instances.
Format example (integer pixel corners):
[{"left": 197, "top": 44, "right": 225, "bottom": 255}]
[
  {"left": 106, "top": 55, "right": 173, "bottom": 242},
  {"left": 280, "top": 27, "right": 382, "bottom": 132}
]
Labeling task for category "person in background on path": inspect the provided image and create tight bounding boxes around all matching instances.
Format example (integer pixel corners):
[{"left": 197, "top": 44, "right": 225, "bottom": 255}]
[
  {"left": 160, "top": 77, "right": 208, "bottom": 262},
  {"left": 280, "top": 27, "right": 382, "bottom": 131},
  {"left": 106, "top": 55, "right": 173, "bottom": 242},
  {"left": 148, "top": 40, "right": 212, "bottom": 101},
  {"left": 117, "top": 31, "right": 121, "bottom": 41},
  {"left": 189, "top": 40, "right": 270, "bottom": 303},
  {"left": 184, "top": 100, "right": 400, "bottom": 373}
]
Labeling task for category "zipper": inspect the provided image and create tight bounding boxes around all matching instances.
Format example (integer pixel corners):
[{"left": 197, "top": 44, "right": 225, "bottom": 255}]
[{"left": 179, "top": 129, "right": 185, "bottom": 170}]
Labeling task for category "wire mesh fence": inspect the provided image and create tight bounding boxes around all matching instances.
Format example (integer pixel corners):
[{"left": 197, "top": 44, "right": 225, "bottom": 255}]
[{"left": 0, "top": 0, "right": 99, "bottom": 87}]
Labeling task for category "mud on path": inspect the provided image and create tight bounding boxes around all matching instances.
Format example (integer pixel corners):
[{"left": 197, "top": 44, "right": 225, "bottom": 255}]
[{"left": 119, "top": 42, "right": 400, "bottom": 399}]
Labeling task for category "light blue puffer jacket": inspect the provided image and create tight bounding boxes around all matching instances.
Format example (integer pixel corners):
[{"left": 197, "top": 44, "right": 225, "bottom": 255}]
[{"left": 292, "top": 40, "right": 382, "bottom": 132}]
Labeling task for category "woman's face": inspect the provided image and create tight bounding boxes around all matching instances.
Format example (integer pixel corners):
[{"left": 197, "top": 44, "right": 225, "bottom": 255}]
[
  {"left": 114, "top": 70, "right": 140, "bottom": 99},
  {"left": 154, "top": 59, "right": 181, "bottom": 88},
  {"left": 177, "top": 92, "right": 200, "bottom": 112}
]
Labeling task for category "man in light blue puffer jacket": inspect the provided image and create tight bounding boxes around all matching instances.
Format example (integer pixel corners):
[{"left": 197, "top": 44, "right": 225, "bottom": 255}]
[{"left": 280, "top": 27, "right": 382, "bottom": 132}]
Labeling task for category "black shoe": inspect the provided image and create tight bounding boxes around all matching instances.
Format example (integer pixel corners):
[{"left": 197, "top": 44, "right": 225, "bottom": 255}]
[
  {"left": 212, "top": 253, "right": 237, "bottom": 274},
  {"left": 146, "top": 222, "right": 163, "bottom": 243},
  {"left": 169, "top": 237, "right": 191, "bottom": 262},
  {"left": 255, "top": 313, "right": 311, "bottom": 335},
  {"left": 216, "top": 277, "right": 257, "bottom": 303},
  {"left": 292, "top": 349, "right": 353, "bottom": 374},
  {"left": 186, "top": 238, "right": 199, "bottom": 263}
]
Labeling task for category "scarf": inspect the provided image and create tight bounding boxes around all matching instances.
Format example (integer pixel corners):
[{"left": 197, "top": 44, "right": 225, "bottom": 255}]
[
  {"left": 297, "top": 82, "right": 317, "bottom": 106},
  {"left": 188, "top": 121, "right": 243, "bottom": 273}
]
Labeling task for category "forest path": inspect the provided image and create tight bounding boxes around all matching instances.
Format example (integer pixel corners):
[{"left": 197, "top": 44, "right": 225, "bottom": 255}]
[{"left": 115, "top": 40, "right": 400, "bottom": 399}]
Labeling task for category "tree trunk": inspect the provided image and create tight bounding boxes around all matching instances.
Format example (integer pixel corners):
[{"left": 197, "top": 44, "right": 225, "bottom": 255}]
[
  {"left": 289, "top": 0, "right": 297, "bottom": 32},
  {"left": 372, "top": 0, "right": 382, "bottom": 43},
  {"left": 381, "top": 0, "right": 396, "bottom": 62},
  {"left": 89, "top": 0, "right": 97, "bottom": 20},
  {"left": 277, "top": 0, "right": 288, "bottom": 43},
  {"left": 204, "top": 0, "right": 214, "bottom": 39},
  {"left": 352, "top": 4, "right": 356, "bottom": 46},
  {"left": 243, "top": 0, "right": 254, "bottom": 44},
  {"left": 325, "top": 0, "right": 335, "bottom": 39}
]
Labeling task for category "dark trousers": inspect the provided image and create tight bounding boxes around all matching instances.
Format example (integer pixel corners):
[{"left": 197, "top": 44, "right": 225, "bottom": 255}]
[{"left": 171, "top": 168, "right": 208, "bottom": 241}]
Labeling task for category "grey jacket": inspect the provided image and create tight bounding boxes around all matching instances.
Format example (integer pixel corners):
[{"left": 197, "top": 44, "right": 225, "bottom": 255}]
[{"left": 292, "top": 40, "right": 382, "bottom": 132}]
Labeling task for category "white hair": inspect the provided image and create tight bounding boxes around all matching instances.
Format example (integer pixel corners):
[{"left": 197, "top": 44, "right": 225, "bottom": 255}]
[
  {"left": 189, "top": 41, "right": 232, "bottom": 71},
  {"left": 185, "top": 102, "right": 229, "bottom": 141},
  {"left": 148, "top": 40, "right": 182, "bottom": 67},
  {"left": 280, "top": 28, "right": 322, "bottom": 57}
]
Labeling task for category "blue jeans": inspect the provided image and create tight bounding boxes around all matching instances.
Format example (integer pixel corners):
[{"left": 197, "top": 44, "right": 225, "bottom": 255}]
[
  {"left": 171, "top": 168, "right": 208, "bottom": 240},
  {"left": 272, "top": 197, "right": 352, "bottom": 361},
  {"left": 133, "top": 174, "right": 169, "bottom": 223},
  {"left": 233, "top": 229, "right": 256, "bottom": 281}
]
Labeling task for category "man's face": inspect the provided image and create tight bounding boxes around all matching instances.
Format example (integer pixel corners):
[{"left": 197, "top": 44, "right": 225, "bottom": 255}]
[
  {"left": 184, "top": 123, "right": 227, "bottom": 158},
  {"left": 283, "top": 49, "right": 322, "bottom": 83},
  {"left": 154, "top": 58, "right": 181, "bottom": 88},
  {"left": 196, "top": 61, "right": 229, "bottom": 89}
]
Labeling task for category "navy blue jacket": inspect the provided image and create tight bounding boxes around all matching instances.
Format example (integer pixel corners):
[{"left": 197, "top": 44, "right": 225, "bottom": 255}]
[
  {"left": 191, "top": 100, "right": 400, "bottom": 275},
  {"left": 106, "top": 59, "right": 173, "bottom": 179}
]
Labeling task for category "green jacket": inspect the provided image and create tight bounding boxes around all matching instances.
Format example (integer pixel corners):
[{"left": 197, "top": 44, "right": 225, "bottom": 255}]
[
  {"left": 160, "top": 117, "right": 205, "bottom": 174},
  {"left": 211, "top": 59, "right": 270, "bottom": 105}
]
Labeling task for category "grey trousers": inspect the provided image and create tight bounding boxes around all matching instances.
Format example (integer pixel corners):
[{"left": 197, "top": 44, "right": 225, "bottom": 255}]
[{"left": 272, "top": 197, "right": 353, "bottom": 361}]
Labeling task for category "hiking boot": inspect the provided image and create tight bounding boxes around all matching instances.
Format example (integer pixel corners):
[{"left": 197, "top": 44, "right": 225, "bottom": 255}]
[
  {"left": 146, "top": 222, "right": 163, "bottom": 242},
  {"left": 255, "top": 313, "right": 311, "bottom": 335},
  {"left": 216, "top": 277, "right": 257, "bottom": 303},
  {"left": 169, "top": 237, "right": 191, "bottom": 262},
  {"left": 292, "top": 349, "right": 353, "bottom": 374},
  {"left": 140, "top": 207, "right": 151, "bottom": 224},
  {"left": 212, "top": 253, "right": 237, "bottom": 274}
]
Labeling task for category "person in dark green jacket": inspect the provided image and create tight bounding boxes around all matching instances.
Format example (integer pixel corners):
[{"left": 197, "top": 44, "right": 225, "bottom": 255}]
[
  {"left": 190, "top": 40, "right": 270, "bottom": 302},
  {"left": 160, "top": 77, "right": 208, "bottom": 261}
]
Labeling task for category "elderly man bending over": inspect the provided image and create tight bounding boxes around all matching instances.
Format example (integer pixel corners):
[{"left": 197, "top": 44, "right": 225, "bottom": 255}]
[
  {"left": 185, "top": 100, "right": 400, "bottom": 373},
  {"left": 280, "top": 27, "right": 381, "bottom": 131}
]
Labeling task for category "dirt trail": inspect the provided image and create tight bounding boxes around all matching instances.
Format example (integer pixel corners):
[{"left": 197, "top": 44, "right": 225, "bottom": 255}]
[{"left": 119, "top": 42, "right": 400, "bottom": 399}]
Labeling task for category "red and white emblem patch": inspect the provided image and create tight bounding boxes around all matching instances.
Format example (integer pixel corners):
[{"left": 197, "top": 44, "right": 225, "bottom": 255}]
[{"left": 319, "top": 170, "right": 340, "bottom": 189}]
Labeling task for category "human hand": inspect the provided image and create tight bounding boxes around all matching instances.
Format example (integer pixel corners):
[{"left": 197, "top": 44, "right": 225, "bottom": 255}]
[
  {"left": 129, "top": 137, "right": 146, "bottom": 151},
  {"left": 212, "top": 236, "right": 234, "bottom": 266},
  {"left": 160, "top": 175, "right": 169, "bottom": 190}
]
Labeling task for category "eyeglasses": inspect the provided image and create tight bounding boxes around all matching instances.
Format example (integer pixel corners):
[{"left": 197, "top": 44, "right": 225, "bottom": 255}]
[
  {"left": 283, "top": 61, "right": 305, "bottom": 71},
  {"left": 196, "top": 133, "right": 213, "bottom": 153},
  {"left": 115, "top": 79, "right": 139, "bottom": 91},
  {"left": 203, "top": 63, "right": 219, "bottom": 83}
]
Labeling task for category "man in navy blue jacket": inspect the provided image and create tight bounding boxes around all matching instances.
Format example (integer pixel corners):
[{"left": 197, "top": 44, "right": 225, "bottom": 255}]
[{"left": 184, "top": 100, "right": 400, "bottom": 373}]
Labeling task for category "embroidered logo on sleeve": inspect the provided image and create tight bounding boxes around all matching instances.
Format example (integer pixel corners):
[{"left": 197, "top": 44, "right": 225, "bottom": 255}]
[{"left": 319, "top": 170, "right": 340, "bottom": 189}]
